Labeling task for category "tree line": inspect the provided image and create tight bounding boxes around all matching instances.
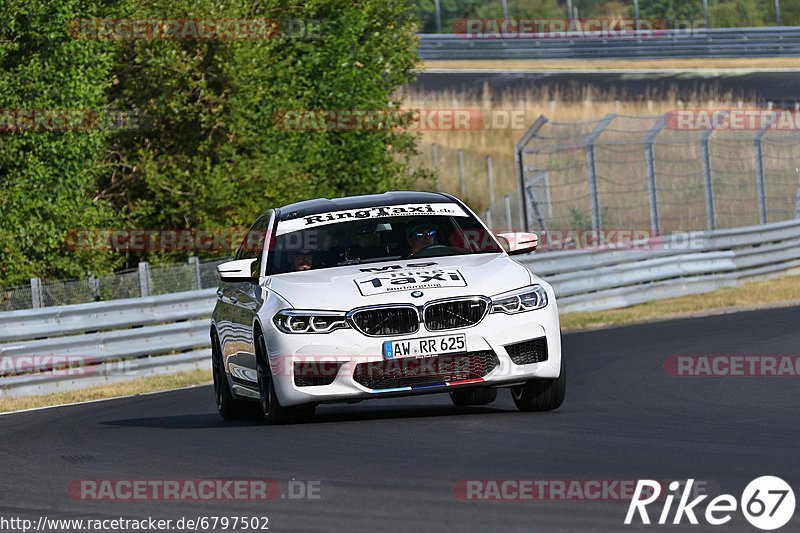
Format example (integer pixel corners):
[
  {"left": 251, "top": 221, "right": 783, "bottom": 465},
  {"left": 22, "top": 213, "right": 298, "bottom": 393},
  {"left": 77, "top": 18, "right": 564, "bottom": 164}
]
[{"left": 0, "top": 0, "right": 429, "bottom": 287}]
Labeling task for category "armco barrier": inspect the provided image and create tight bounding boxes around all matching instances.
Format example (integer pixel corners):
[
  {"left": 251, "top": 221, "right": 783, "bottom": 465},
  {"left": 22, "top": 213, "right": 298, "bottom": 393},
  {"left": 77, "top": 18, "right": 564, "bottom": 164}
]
[
  {"left": 419, "top": 27, "right": 800, "bottom": 60},
  {"left": 520, "top": 219, "right": 800, "bottom": 312},
  {"left": 1, "top": 219, "right": 799, "bottom": 397},
  {"left": 0, "top": 289, "right": 217, "bottom": 398},
  {"left": 0, "top": 288, "right": 217, "bottom": 343}
]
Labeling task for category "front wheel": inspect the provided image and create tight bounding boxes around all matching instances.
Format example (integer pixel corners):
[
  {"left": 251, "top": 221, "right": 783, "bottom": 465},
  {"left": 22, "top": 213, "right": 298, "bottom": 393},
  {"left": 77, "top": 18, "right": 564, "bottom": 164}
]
[
  {"left": 511, "top": 357, "right": 566, "bottom": 412},
  {"left": 256, "top": 331, "right": 314, "bottom": 425},
  {"left": 212, "top": 331, "right": 256, "bottom": 420}
]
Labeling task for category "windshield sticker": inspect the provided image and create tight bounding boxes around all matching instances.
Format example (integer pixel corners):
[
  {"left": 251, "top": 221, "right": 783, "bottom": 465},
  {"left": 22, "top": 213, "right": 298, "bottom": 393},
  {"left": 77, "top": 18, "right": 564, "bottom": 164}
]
[
  {"left": 355, "top": 268, "right": 467, "bottom": 296},
  {"left": 277, "top": 203, "right": 468, "bottom": 236},
  {"left": 358, "top": 262, "right": 438, "bottom": 273}
]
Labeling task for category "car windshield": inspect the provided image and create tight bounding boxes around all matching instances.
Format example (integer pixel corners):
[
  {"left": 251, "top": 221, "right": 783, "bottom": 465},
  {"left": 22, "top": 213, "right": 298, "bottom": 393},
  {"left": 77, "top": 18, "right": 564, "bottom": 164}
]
[{"left": 267, "top": 203, "right": 502, "bottom": 275}]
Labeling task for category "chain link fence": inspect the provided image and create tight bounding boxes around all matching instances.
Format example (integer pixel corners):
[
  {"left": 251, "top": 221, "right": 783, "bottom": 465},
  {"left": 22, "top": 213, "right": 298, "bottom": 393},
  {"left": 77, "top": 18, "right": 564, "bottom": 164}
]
[
  {"left": 0, "top": 257, "right": 228, "bottom": 312},
  {"left": 415, "top": 143, "right": 523, "bottom": 232},
  {"left": 518, "top": 113, "right": 800, "bottom": 237}
]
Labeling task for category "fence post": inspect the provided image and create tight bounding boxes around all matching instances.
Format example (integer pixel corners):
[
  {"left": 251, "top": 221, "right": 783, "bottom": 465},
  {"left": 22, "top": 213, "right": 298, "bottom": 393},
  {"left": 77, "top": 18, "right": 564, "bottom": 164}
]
[
  {"left": 189, "top": 256, "right": 202, "bottom": 290},
  {"left": 754, "top": 126, "right": 770, "bottom": 225},
  {"left": 795, "top": 167, "right": 800, "bottom": 219},
  {"left": 700, "top": 127, "right": 717, "bottom": 231},
  {"left": 584, "top": 114, "right": 616, "bottom": 233},
  {"left": 88, "top": 275, "right": 100, "bottom": 301},
  {"left": 431, "top": 143, "right": 440, "bottom": 192},
  {"left": 484, "top": 208, "right": 493, "bottom": 231},
  {"left": 486, "top": 155, "right": 496, "bottom": 207},
  {"left": 503, "top": 194, "right": 513, "bottom": 230},
  {"left": 514, "top": 115, "right": 550, "bottom": 231},
  {"left": 138, "top": 262, "right": 151, "bottom": 297},
  {"left": 457, "top": 148, "right": 466, "bottom": 199},
  {"left": 30, "top": 277, "right": 44, "bottom": 308},
  {"left": 434, "top": 0, "right": 442, "bottom": 33},
  {"left": 644, "top": 117, "right": 665, "bottom": 236}
]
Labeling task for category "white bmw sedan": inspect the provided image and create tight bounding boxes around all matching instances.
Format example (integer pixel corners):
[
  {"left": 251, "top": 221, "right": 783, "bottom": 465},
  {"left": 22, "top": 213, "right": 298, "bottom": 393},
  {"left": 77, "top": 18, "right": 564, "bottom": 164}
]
[{"left": 211, "top": 191, "right": 564, "bottom": 424}]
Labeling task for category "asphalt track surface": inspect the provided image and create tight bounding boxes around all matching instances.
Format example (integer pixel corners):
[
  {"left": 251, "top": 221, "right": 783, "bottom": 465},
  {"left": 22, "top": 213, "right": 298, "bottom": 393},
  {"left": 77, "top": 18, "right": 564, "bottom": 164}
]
[
  {"left": 1, "top": 305, "right": 798, "bottom": 532},
  {"left": 413, "top": 71, "right": 800, "bottom": 104}
]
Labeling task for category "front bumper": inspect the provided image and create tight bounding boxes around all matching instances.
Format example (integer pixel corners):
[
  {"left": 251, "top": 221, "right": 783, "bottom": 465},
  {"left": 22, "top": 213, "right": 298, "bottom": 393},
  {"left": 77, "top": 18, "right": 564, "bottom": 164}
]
[{"left": 264, "top": 299, "right": 562, "bottom": 406}]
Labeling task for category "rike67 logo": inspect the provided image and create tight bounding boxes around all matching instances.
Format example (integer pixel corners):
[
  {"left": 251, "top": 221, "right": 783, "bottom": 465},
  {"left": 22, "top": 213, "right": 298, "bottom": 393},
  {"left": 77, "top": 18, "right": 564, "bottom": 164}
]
[{"left": 626, "top": 477, "right": 795, "bottom": 530}]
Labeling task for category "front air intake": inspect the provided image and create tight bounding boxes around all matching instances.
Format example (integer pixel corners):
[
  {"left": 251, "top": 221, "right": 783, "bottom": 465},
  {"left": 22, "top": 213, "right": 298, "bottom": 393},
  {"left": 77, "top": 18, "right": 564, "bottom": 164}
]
[
  {"left": 352, "top": 351, "right": 499, "bottom": 390},
  {"left": 293, "top": 361, "right": 343, "bottom": 387},
  {"left": 504, "top": 337, "right": 548, "bottom": 365}
]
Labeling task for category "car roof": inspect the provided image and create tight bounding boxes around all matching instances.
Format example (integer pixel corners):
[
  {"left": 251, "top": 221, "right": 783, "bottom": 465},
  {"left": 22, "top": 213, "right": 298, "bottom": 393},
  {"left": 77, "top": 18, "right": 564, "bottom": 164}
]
[{"left": 275, "top": 191, "right": 455, "bottom": 221}]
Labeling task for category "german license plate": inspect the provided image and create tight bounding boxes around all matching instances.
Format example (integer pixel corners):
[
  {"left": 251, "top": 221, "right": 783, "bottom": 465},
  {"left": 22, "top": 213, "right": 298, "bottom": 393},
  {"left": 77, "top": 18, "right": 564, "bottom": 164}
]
[{"left": 382, "top": 334, "right": 466, "bottom": 360}]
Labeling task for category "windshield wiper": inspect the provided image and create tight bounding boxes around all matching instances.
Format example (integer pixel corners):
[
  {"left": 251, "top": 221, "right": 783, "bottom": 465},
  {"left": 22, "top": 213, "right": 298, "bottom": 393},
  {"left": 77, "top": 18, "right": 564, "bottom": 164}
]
[{"left": 337, "top": 256, "right": 402, "bottom": 267}]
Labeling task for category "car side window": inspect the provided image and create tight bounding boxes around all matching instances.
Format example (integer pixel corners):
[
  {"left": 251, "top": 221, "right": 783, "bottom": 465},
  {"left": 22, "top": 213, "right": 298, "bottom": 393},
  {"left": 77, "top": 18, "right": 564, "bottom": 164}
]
[
  {"left": 234, "top": 215, "right": 267, "bottom": 262},
  {"left": 250, "top": 213, "right": 273, "bottom": 277}
]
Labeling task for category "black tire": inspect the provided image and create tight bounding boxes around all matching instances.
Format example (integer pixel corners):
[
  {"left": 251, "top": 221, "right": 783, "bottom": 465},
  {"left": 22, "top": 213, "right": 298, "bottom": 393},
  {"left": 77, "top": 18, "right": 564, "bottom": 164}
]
[
  {"left": 450, "top": 387, "right": 498, "bottom": 407},
  {"left": 212, "top": 331, "right": 256, "bottom": 420},
  {"left": 510, "top": 357, "right": 566, "bottom": 412},
  {"left": 255, "top": 331, "right": 315, "bottom": 425}
]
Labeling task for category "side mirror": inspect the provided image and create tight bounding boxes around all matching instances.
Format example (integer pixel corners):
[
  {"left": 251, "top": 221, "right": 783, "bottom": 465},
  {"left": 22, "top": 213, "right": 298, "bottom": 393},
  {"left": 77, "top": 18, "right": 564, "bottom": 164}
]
[
  {"left": 217, "top": 258, "right": 257, "bottom": 283},
  {"left": 496, "top": 232, "right": 538, "bottom": 256}
]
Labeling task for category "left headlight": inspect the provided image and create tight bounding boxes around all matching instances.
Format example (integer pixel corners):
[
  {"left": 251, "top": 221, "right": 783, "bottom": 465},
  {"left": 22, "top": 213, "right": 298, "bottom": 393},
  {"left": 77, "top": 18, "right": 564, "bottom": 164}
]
[
  {"left": 490, "top": 285, "right": 548, "bottom": 314},
  {"left": 273, "top": 310, "right": 351, "bottom": 334}
]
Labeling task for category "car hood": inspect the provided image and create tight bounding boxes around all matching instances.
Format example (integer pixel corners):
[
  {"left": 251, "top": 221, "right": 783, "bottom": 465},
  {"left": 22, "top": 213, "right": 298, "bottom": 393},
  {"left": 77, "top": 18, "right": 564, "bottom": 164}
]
[{"left": 265, "top": 253, "right": 533, "bottom": 310}]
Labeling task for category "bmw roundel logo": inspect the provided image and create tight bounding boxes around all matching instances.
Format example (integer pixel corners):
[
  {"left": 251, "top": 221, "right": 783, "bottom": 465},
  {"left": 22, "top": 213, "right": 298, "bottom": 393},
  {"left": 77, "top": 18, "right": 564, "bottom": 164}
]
[{"left": 411, "top": 291, "right": 424, "bottom": 298}]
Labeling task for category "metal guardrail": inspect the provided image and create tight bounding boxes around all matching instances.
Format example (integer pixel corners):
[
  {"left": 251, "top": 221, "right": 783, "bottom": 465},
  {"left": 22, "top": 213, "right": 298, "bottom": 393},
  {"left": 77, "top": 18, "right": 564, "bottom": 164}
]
[
  {"left": 419, "top": 27, "right": 800, "bottom": 60},
  {"left": 0, "top": 289, "right": 217, "bottom": 397},
  {"left": 0, "top": 289, "right": 216, "bottom": 343},
  {"left": 519, "top": 219, "right": 800, "bottom": 312},
  {"left": 1, "top": 219, "right": 798, "bottom": 397}
]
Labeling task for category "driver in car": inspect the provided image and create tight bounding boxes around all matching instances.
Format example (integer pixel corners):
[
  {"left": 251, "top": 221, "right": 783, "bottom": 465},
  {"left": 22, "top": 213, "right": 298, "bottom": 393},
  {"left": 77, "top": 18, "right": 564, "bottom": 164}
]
[
  {"left": 287, "top": 251, "right": 313, "bottom": 271},
  {"left": 407, "top": 223, "right": 438, "bottom": 257}
]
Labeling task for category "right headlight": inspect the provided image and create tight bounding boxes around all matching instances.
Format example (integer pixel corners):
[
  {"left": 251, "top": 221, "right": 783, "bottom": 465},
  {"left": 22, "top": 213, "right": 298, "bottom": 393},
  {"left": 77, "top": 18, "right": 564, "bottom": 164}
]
[
  {"left": 273, "top": 310, "right": 350, "bottom": 334},
  {"left": 489, "top": 285, "right": 548, "bottom": 314}
]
